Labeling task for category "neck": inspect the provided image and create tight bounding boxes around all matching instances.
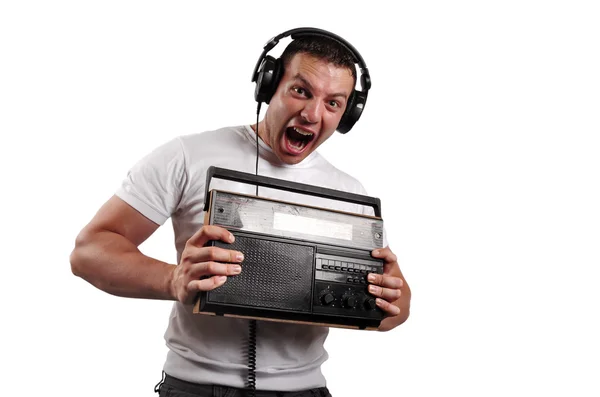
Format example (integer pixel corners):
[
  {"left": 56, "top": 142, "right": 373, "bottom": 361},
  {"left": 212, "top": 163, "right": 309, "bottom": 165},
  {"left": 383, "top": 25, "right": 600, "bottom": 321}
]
[{"left": 252, "top": 120, "right": 270, "bottom": 149}]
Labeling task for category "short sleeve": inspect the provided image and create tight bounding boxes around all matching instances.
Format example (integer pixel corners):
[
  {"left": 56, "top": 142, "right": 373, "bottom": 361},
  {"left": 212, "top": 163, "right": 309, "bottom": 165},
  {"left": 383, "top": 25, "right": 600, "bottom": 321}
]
[{"left": 115, "top": 137, "right": 187, "bottom": 225}]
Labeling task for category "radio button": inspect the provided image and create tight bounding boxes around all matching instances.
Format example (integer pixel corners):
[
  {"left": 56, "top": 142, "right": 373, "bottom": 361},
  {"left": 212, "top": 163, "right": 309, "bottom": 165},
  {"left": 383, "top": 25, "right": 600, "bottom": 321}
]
[
  {"left": 320, "top": 292, "right": 335, "bottom": 306},
  {"left": 342, "top": 294, "right": 358, "bottom": 309}
]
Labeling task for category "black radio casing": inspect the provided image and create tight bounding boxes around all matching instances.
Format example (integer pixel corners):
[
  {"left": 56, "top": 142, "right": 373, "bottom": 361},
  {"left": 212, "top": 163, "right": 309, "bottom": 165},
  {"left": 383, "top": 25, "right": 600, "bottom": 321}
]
[{"left": 193, "top": 167, "right": 385, "bottom": 330}]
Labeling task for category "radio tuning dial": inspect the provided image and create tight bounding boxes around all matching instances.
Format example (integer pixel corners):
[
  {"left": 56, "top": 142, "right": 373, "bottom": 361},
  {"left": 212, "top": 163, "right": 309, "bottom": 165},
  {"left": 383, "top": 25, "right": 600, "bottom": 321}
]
[
  {"left": 364, "top": 298, "right": 377, "bottom": 311},
  {"left": 342, "top": 293, "right": 358, "bottom": 309},
  {"left": 320, "top": 291, "right": 335, "bottom": 306}
]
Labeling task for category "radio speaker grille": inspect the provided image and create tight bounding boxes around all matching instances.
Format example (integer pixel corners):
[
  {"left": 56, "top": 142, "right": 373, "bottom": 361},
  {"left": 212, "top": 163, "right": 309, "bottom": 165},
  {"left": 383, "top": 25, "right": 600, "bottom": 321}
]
[{"left": 209, "top": 235, "right": 314, "bottom": 312}]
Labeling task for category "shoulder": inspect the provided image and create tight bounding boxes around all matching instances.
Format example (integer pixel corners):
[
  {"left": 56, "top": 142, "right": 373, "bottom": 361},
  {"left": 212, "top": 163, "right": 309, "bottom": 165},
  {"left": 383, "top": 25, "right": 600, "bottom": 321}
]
[
  {"left": 306, "top": 153, "right": 368, "bottom": 195},
  {"left": 174, "top": 125, "right": 253, "bottom": 164},
  {"left": 177, "top": 125, "right": 249, "bottom": 149}
]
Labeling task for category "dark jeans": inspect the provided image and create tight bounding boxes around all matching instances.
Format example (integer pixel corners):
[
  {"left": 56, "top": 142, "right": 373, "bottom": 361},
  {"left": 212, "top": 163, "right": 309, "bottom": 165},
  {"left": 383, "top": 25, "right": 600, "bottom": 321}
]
[{"left": 156, "top": 373, "right": 332, "bottom": 397}]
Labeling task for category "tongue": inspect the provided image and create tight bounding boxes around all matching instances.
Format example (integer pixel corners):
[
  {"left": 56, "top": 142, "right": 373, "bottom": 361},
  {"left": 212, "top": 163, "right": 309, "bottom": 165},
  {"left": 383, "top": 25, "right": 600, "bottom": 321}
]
[
  {"left": 287, "top": 135, "right": 307, "bottom": 151},
  {"left": 286, "top": 128, "right": 310, "bottom": 152}
]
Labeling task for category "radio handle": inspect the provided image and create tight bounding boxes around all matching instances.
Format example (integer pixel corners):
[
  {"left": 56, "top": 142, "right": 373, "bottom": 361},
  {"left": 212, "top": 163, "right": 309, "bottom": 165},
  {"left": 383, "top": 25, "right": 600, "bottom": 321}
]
[{"left": 203, "top": 166, "right": 382, "bottom": 217}]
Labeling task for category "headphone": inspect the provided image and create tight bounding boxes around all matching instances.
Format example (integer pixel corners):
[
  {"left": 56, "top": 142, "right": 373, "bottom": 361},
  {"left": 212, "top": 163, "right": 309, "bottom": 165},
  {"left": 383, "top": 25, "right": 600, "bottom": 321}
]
[{"left": 251, "top": 27, "right": 371, "bottom": 134}]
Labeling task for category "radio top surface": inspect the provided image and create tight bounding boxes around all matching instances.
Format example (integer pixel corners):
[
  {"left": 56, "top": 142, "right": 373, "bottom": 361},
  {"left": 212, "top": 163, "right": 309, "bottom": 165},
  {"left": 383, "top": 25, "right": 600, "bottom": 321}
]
[{"left": 208, "top": 190, "right": 384, "bottom": 251}]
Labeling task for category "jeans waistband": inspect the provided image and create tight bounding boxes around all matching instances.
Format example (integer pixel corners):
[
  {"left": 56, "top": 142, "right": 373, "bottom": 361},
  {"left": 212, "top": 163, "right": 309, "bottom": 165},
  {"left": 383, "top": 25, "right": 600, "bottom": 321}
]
[{"left": 161, "top": 373, "right": 330, "bottom": 397}]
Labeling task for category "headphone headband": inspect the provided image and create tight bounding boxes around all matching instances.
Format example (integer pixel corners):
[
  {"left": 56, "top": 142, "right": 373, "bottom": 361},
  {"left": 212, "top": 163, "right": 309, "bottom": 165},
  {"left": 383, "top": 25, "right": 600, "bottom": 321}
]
[{"left": 252, "top": 27, "right": 371, "bottom": 91}]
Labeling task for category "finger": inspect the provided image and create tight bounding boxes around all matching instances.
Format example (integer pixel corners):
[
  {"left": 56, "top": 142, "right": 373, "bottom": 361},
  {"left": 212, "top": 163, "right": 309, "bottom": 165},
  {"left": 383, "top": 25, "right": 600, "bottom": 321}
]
[
  {"left": 371, "top": 246, "right": 397, "bottom": 264},
  {"left": 183, "top": 245, "right": 244, "bottom": 265},
  {"left": 368, "top": 284, "right": 402, "bottom": 302},
  {"left": 367, "top": 273, "right": 403, "bottom": 289},
  {"left": 187, "top": 225, "right": 235, "bottom": 248},
  {"left": 189, "top": 261, "right": 242, "bottom": 279},
  {"left": 375, "top": 298, "right": 401, "bottom": 316},
  {"left": 187, "top": 275, "right": 228, "bottom": 292}
]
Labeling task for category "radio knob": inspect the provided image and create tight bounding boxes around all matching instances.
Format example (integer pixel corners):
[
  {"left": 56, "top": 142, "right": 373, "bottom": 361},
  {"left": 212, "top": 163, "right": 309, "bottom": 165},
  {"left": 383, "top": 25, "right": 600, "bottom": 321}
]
[
  {"left": 364, "top": 298, "right": 377, "bottom": 311},
  {"left": 320, "top": 292, "right": 335, "bottom": 306},
  {"left": 342, "top": 294, "right": 358, "bottom": 309}
]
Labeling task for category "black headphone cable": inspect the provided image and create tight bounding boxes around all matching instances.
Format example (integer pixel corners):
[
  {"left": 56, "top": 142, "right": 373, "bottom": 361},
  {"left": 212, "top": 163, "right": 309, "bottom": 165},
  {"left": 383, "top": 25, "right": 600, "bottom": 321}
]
[
  {"left": 245, "top": 102, "right": 262, "bottom": 397},
  {"left": 255, "top": 102, "right": 261, "bottom": 196}
]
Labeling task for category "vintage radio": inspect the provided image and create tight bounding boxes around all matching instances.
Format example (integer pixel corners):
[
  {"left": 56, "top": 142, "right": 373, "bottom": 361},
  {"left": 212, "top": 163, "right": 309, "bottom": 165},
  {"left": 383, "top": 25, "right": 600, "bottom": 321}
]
[{"left": 193, "top": 167, "right": 385, "bottom": 330}]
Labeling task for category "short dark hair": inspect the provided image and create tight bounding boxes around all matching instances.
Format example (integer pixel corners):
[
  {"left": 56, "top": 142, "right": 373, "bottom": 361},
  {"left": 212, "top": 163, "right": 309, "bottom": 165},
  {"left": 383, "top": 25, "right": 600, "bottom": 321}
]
[{"left": 280, "top": 35, "right": 357, "bottom": 86}]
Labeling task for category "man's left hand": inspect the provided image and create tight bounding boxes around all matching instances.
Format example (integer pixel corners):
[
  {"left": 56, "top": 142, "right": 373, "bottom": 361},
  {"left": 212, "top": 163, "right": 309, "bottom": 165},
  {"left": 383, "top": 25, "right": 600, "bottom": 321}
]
[{"left": 368, "top": 246, "right": 411, "bottom": 331}]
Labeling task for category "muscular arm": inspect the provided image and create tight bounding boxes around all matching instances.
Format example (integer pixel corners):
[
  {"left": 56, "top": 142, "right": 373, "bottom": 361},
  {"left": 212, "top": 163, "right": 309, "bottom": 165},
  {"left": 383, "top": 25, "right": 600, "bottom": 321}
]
[
  {"left": 71, "top": 195, "right": 244, "bottom": 303},
  {"left": 70, "top": 195, "right": 176, "bottom": 300}
]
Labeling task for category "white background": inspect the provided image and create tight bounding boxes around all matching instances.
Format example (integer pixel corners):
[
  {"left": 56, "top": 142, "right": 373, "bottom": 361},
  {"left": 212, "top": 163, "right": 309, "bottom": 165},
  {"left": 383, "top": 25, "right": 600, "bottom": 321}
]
[{"left": 1, "top": 1, "right": 599, "bottom": 396}]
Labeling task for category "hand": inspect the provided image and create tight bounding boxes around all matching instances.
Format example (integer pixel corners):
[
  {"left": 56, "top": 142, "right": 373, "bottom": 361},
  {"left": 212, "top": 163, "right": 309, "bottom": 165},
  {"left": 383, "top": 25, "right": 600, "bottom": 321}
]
[
  {"left": 367, "top": 246, "right": 404, "bottom": 317},
  {"left": 169, "top": 225, "right": 244, "bottom": 304}
]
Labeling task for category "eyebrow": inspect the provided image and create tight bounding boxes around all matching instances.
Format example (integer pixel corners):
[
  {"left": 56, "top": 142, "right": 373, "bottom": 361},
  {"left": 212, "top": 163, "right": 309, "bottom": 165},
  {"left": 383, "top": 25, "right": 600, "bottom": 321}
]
[{"left": 293, "top": 73, "right": 349, "bottom": 99}]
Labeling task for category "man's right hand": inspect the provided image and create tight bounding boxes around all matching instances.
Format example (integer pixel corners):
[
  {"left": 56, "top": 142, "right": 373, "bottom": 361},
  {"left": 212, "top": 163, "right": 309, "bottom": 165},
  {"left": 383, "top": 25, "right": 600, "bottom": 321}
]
[{"left": 169, "top": 225, "right": 244, "bottom": 304}]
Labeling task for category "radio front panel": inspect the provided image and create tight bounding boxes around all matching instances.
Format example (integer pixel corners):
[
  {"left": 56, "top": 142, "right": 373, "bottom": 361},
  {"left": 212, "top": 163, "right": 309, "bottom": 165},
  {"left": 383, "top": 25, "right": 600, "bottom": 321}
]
[{"left": 197, "top": 231, "right": 385, "bottom": 329}]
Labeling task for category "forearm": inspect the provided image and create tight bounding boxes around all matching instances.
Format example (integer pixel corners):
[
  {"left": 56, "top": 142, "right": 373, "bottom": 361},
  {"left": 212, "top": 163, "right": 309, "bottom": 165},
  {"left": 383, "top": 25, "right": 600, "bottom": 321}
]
[{"left": 70, "top": 230, "right": 176, "bottom": 300}]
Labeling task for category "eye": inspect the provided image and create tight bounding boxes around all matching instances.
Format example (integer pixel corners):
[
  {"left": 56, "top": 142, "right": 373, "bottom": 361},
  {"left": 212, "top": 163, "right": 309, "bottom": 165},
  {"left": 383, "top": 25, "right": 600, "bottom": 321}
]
[
  {"left": 328, "top": 100, "right": 345, "bottom": 111},
  {"left": 293, "top": 86, "right": 308, "bottom": 96}
]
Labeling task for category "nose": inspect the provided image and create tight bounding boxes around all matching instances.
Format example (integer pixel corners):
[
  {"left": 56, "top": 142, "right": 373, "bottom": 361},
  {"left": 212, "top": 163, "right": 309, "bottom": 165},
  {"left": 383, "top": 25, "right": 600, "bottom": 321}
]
[{"left": 300, "top": 99, "right": 323, "bottom": 124}]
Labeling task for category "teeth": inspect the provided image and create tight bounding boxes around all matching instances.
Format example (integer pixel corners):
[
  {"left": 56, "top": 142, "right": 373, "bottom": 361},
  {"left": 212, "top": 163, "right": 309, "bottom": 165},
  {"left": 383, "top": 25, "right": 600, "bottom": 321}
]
[{"left": 293, "top": 127, "right": 313, "bottom": 137}]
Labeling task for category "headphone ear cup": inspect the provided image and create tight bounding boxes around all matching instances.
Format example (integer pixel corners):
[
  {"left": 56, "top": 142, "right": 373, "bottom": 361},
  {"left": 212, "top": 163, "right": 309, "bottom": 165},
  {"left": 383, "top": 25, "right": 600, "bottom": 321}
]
[
  {"left": 337, "top": 90, "right": 357, "bottom": 134},
  {"left": 254, "top": 56, "right": 283, "bottom": 104},
  {"left": 337, "top": 90, "right": 367, "bottom": 134}
]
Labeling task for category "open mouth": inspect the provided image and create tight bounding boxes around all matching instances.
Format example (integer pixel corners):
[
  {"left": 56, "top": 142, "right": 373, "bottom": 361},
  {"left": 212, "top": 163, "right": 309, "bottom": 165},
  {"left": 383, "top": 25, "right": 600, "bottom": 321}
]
[{"left": 284, "top": 127, "right": 315, "bottom": 154}]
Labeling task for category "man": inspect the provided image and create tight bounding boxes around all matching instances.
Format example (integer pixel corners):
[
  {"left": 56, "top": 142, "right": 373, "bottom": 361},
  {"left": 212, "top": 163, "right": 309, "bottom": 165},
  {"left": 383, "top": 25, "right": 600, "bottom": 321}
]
[{"left": 70, "top": 28, "right": 411, "bottom": 397}]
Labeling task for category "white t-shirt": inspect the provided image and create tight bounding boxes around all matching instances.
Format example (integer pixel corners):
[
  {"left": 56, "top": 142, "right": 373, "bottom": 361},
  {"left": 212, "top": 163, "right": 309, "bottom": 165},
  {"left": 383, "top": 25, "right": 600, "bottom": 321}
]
[{"left": 116, "top": 125, "right": 377, "bottom": 391}]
